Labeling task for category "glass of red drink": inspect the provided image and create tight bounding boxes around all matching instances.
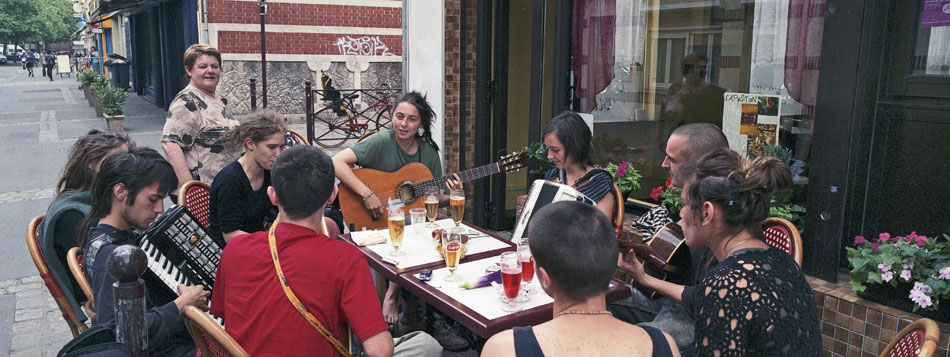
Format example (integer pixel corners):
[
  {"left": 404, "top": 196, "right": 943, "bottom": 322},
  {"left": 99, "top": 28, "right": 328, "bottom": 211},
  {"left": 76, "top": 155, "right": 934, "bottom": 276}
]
[
  {"left": 518, "top": 244, "right": 535, "bottom": 295},
  {"left": 500, "top": 251, "right": 522, "bottom": 312}
]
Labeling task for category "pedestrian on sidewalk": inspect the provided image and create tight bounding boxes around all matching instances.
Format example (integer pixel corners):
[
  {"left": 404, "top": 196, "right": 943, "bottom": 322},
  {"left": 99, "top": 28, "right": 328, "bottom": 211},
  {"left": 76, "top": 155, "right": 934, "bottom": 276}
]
[
  {"left": 25, "top": 49, "right": 37, "bottom": 77},
  {"left": 44, "top": 50, "right": 56, "bottom": 81}
]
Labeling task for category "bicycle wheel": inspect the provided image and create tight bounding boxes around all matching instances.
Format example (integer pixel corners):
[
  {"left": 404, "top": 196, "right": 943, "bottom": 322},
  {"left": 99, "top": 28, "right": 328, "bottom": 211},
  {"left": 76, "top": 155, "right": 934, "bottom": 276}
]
[
  {"left": 313, "top": 107, "right": 355, "bottom": 148},
  {"left": 373, "top": 106, "right": 393, "bottom": 131}
]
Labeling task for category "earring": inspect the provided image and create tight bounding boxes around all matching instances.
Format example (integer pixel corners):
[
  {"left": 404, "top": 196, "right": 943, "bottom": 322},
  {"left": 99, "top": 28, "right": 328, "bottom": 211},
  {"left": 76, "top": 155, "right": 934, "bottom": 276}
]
[{"left": 418, "top": 128, "right": 424, "bottom": 136}]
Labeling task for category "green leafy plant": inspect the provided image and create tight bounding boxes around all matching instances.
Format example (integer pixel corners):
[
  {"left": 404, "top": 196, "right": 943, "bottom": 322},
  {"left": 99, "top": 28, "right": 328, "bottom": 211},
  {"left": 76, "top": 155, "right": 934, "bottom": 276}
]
[
  {"left": 523, "top": 142, "right": 555, "bottom": 178},
  {"left": 847, "top": 232, "right": 950, "bottom": 312},
  {"left": 769, "top": 200, "right": 805, "bottom": 222},
  {"left": 599, "top": 161, "right": 641, "bottom": 193},
  {"left": 98, "top": 86, "right": 128, "bottom": 116},
  {"left": 78, "top": 69, "right": 97, "bottom": 89}
]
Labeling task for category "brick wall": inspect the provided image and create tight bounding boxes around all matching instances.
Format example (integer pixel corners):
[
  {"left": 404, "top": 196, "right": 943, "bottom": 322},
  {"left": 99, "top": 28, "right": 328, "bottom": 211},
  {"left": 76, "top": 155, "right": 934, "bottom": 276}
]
[
  {"left": 442, "top": 0, "right": 477, "bottom": 218},
  {"left": 207, "top": 0, "right": 401, "bottom": 28},
  {"left": 809, "top": 274, "right": 950, "bottom": 356},
  {"left": 217, "top": 32, "right": 402, "bottom": 55}
]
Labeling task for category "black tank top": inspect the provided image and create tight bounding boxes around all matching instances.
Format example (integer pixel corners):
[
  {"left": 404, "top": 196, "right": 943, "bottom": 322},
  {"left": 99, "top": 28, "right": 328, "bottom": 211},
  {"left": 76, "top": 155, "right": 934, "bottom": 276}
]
[{"left": 512, "top": 325, "right": 674, "bottom": 357}]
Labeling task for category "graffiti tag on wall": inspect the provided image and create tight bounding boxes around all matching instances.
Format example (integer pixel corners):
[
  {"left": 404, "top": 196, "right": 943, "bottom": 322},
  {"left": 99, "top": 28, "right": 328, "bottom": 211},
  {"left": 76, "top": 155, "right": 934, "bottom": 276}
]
[{"left": 335, "top": 36, "right": 394, "bottom": 56}]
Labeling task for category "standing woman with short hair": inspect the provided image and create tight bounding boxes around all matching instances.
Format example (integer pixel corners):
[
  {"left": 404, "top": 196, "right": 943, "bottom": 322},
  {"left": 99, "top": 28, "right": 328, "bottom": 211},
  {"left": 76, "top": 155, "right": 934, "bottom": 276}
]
[
  {"left": 161, "top": 44, "right": 242, "bottom": 188},
  {"left": 208, "top": 109, "right": 286, "bottom": 243},
  {"left": 542, "top": 111, "right": 616, "bottom": 220}
]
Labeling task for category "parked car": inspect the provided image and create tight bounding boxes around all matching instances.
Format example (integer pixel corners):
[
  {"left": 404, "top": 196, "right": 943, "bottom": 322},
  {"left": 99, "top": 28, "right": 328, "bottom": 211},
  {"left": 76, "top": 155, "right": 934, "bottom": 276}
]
[{"left": 0, "top": 56, "right": 6, "bottom": 64}]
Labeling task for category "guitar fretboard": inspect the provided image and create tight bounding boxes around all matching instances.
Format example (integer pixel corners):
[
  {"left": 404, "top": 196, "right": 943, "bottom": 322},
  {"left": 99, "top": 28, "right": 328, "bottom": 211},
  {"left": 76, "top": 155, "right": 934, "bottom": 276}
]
[{"left": 409, "top": 162, "right": 502, "bottom": 196}]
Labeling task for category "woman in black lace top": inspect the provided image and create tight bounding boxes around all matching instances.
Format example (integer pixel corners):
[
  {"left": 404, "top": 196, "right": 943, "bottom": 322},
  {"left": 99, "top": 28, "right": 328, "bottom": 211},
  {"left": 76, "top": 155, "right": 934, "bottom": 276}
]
[{"left": 618, "top": 148, "right": 820, "bottom": 356}]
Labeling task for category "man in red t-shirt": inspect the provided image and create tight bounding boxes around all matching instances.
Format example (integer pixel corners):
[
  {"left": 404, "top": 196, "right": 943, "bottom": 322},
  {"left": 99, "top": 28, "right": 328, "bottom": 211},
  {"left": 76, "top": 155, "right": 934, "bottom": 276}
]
[{"left": 211, "top": 146, "right": 440, "bottom": 356}]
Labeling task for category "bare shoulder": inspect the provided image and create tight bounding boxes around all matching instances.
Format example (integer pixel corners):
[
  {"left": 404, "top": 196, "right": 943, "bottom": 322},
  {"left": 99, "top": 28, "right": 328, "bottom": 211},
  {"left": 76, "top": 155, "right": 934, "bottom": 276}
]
[{"left": 481, "top": 329, "right": 515, "bottom": 357}]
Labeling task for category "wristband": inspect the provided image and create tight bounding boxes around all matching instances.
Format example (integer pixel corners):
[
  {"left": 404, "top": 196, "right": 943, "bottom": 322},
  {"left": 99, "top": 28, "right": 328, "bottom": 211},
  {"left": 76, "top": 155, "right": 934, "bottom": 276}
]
[{"left": 362, "top": 191, "right": 374, "bottom": 202}]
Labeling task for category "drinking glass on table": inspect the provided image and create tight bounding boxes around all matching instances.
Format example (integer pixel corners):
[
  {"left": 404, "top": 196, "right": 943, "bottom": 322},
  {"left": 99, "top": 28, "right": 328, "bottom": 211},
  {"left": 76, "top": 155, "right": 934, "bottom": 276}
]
[
  {"left": 387, "top": 207, "right": 405, "bottom": 256},
  {"left": 425, "top": 187, "right": 439, "bottom": 228},
  {"left": 518, "top": 243, "right": 535, "bottom": 295},
  {"left": 409, "top": 207, "right": 426, "bottom": 238},
  {"left": 442, "top": 229, "right": 463, "bottom": 282},
  {"left": 500, "top": 251, "right": 523, "bottom": 312},
  {"left": 449, "top": 188, "right": 465, "bottom": 227}
]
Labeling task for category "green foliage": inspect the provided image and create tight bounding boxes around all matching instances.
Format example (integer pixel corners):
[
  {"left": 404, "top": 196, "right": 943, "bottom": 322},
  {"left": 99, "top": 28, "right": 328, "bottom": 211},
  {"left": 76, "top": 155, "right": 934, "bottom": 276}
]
[
  {"left": 78, "top": 69, "right": 97, "bottom": 88},
  {"left": 763, "top": 144, "right": 793, "bottom": 165},
  {"left": 769, "top": 200, "right": 805, "bottom": 222},
  {"left": 847, "top": 232, "right": 950, "bottom": 312},
  {"left": 523, "top": 142, "right": 555, "bottom": 178},
  {"left": 0, "top": 0, "right": 74, "bottom": 43},
  {"left": 600, "top": 161, "right": 641, "bottom": 193},
  {"left": 97, "top": 86, "right": 128, "bottom": 116}
]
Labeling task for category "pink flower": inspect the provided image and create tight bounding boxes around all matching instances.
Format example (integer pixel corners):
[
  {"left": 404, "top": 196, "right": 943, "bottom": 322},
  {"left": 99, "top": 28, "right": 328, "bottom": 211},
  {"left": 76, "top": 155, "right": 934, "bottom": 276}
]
[
  {"left": 879, "top": 232, "right": 891, "bottom": 242},
  {"left": 665, "top": 176, "right": 673, "bottom": 187},
  {"left": 650, "top": 186, "right": 664, "bottom": 201},
  {"left": 907, "top": 231, "right": 918, "bottom": 241},
  {"left": 871, "top": 242, "right": 881, "bottom": 252},
  {"left": 882, "top": 271, "right": 894, "bottom": 282},
  {"left": 910, "top": 289, "right": 933, "bottom": 309},
  {"left": 901, "top": 269, "right": 912, "bottom": 281},
  {"left": 913, "top": 282, "right": 933, "bottom": 294},
  {"left": 915, "top": 235, "right": 928, "bottom": 247},
  {"left": 617, "top": 166, "right": 627, "bottom": 178},
  {"left": 939, "top": 267, "right": 950, "bottom": 280},
  {"left": 854, "top": 236, "right": 866, "bottom": 245},
  {"left": 903, "top": 262, "right": 915, "bottom": 270},
  {"left": 878, "top": 263, "right": 891, "bottom": 272}
]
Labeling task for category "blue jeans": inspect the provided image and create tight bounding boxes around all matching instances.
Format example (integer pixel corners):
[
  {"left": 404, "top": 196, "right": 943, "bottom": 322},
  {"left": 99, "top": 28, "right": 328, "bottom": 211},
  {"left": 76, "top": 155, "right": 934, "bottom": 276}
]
[{"left": 608, "top": 286, "right": 695, "bottom": 351}]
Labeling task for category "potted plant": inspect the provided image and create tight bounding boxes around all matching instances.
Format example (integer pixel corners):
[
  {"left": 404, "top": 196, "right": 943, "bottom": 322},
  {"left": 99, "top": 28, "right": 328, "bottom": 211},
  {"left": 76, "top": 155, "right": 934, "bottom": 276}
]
[
  {"left": 90, "top": 76, "right": 110, "bottom": 116},
  {"left": 649, "top": 177, "right": 682, "bottom": 219},
  {"left": 847, "top": 231, "right": 950, "bottom": 322},
  {"left": 523, "top": 141, "right": 555, "bottom": 182},
  {"left": 98, "top": 86, "right": 129, "bottom": 133},
  {"left": 600, "top": 161, "right": 642, "bottom": 200},
  {"left": 78, "top": 69, "right": 97, "bottom": 102}
]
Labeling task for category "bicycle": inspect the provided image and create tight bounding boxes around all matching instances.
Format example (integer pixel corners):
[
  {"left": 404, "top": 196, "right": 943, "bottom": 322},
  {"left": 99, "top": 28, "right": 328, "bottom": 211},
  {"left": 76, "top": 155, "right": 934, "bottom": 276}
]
[{"left": 308, "top": 71, "right": 400, "bottom": 148}]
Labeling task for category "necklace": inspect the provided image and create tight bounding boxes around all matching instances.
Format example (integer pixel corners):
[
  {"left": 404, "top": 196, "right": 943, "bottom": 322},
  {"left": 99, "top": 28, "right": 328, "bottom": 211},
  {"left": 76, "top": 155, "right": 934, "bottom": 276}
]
[
  {"left": 724, "top": 236, "right": 756, "bottom": 257},
  {"left": 555, "top": 310, "right": 613, "bottom": 318}
]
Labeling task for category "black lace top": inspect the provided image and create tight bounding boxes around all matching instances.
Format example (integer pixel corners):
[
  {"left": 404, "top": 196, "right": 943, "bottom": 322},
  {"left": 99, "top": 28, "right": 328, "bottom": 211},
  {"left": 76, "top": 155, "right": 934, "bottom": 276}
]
[{"left": 681, "top": 247, "right": 820, "bottom": 356}]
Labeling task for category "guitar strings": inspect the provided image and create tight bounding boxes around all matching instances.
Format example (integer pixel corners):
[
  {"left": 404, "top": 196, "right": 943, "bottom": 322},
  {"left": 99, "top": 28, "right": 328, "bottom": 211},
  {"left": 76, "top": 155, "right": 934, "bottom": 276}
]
[{"left": 367, "top": 162, "right": 503, "bottom": 201}]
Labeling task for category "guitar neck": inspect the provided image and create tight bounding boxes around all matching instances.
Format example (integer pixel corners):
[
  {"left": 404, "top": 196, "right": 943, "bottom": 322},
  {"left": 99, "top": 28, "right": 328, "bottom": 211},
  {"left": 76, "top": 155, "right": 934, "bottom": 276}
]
[{"left": 411, "top": 163, "right": 501, "bottom": 196}]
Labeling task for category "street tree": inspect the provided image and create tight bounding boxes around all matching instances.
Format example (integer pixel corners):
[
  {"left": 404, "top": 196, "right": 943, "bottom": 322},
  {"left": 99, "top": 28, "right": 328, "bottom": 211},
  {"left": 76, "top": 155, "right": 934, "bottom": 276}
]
[{"left": 0, "top": 0, "right": 75, "bottom": 44}]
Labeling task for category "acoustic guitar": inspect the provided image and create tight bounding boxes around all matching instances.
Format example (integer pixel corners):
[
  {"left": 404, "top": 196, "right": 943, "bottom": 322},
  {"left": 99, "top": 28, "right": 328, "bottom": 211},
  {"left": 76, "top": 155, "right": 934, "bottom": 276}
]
[
  {"left": 617, "top": 221, "right": 689, "bottom": 299},
  {"left": 339, "top": 152, "right": 529, "bottom": 230}
]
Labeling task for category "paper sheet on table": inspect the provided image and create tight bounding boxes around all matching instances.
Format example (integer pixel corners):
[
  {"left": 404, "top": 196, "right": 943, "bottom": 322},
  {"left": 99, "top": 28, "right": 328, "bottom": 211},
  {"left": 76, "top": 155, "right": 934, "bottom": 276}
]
[
  {"left": 424, "top": 256, "right": 554, "bottom": 320},
  {"left": 356, "top": 219, "right": 510, "bottom": 270}
]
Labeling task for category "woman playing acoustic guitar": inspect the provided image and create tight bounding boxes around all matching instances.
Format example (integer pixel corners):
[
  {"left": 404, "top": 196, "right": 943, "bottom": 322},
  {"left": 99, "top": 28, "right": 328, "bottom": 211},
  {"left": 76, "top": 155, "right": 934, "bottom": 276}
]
[{"left": 331, "top": 91, "right": 466, "bottom": 349}]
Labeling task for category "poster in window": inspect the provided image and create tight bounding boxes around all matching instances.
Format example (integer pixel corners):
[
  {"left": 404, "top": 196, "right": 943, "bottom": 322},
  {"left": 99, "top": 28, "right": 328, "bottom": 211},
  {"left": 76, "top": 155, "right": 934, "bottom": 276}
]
[
  {"left": 722, "top": 93, "right": 781, "bottom": 158},
  {"left": 921, "top": 0, "right": 950, "bottom": 28}
]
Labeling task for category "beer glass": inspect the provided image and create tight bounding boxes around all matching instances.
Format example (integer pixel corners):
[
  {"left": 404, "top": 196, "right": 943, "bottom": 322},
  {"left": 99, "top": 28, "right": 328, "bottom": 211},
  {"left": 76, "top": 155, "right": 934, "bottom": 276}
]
[
  {"left": 442, "top": 230, "right": 463, "bottom": 281},
  {"left": 387, "top": 207, "right": 405, "bottom": 256},
  {"left": 425, "top": 187, "right": 439, "bottom": 228},
  {"left": 449, "top": 188, "right": 465, "bottom": 227},
  {"left": 409, "top": 207, "right": 426, "bottom": 238},
  {"left": 499, "top": 251, "right": 523, "bottom": 312},
  {"left": 518, "top": 243, "right": 535, "bottom": 295}
]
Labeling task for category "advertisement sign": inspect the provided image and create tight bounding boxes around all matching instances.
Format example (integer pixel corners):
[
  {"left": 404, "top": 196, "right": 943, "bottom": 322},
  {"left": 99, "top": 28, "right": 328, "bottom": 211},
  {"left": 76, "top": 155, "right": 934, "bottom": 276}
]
[
  {"left": 722, "top": 93, "right": 782, "bottom": 158},
  {"left": 922, "top": 0, "right": 950, "bottom": 27}
]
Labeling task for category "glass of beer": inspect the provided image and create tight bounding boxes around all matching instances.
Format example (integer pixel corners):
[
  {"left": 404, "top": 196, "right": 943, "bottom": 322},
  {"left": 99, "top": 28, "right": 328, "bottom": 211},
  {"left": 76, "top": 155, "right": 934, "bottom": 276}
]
[
  {"left": 500, "top": 251, "right": 523, "bottom": 312},
  {"left": 449, "top": 188, "right": 465, "bottom": 227},
  {"left": 409, "top": 207, "right": 426, "bottom": 238},
  {"left": 518, "top": 243, "right": 535, "bottom": 295},
  {"left": 425, "top": 187, "right": 439, "bottom": 228},
  {"left": 442, "top": 230, "right": 463, "bottom": 281},
  {"left": 387, "top": 207, "right": 405, "bottom": 256}
]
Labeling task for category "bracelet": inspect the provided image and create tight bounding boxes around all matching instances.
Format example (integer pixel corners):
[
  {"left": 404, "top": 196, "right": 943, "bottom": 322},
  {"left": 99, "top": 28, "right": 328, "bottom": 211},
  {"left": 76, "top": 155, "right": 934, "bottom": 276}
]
[{"left": 362, "top": 191, "right": 374, "bottom": 202}]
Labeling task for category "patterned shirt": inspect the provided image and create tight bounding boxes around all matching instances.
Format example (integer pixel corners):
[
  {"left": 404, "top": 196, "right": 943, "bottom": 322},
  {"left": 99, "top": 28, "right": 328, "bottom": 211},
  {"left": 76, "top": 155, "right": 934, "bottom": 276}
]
[{"left": 162, "top": 84, "right": 241, "bottom": 184}]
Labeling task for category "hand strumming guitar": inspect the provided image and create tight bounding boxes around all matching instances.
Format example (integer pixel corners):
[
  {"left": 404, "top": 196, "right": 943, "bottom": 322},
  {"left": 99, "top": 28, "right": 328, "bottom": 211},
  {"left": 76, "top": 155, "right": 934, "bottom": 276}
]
[{"left": 617, "top": 249, "right": 647, "bottom": 283}]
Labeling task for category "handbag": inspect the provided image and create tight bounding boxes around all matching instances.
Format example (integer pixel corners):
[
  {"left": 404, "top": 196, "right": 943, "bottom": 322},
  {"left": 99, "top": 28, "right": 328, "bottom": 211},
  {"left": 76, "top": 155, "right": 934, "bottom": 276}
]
[
  {"left": 57, "top": 324, "right": 130, "bottom": 357},
  {"left": 267, "top": 220, "right": 351, "bottom": 357}
]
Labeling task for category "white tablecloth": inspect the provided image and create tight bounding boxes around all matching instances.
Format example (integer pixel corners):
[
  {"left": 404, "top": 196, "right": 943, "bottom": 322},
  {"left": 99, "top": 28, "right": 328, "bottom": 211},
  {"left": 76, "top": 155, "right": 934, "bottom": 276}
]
[
  {"left": 350, "top": 219, "right": 510, "bottom": 270},
  {"left": 422, "top": 256, "right": 554, "bottom": 320}
]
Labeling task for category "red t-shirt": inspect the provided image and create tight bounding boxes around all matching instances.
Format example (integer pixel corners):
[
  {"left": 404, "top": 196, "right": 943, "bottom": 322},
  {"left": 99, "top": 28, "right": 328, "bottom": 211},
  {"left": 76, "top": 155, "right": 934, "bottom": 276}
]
[{"left": 210, "top": 222, "right": 388, "bottom": 356}]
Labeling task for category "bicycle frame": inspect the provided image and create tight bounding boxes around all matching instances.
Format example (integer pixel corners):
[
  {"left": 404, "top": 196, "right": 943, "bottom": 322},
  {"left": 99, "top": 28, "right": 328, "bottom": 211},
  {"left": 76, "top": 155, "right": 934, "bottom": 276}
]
[{"left": 305, "top": 84, "right": 401, "bottom": 146}]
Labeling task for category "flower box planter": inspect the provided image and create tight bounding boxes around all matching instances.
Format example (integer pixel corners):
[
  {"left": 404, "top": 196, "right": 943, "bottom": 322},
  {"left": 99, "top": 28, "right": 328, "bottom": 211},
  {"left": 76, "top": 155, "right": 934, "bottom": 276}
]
[
  {"left": 91, "top": 94, "right": 104, "bottom": 117},
  {"left": 857, "top": 282, "right": 950, "bottom": 323},
  {"left": 105, "top": 114, "right": 124, "bottom": 134}
]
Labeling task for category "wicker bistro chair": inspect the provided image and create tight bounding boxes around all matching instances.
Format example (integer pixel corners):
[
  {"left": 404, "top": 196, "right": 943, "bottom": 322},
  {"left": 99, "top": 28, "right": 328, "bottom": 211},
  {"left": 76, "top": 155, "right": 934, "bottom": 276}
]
[
  {"left": 761, "top": 217, "right": 803, "bottom": 267},
  {"left": 287, "top": 129, "right": 310, "bottom": 147},
  {"left": 25, "top": 215, "right": 88, "bottom": 337},
  {"left": 178, "top": 180, "right": 212, "bottom": 229},
  {"left": 612, "top": 183, "right": 625, "bottom": 239},
  {"left": 181, "top": 306, "right": 249, "bottom": 357},
  {"left": 66, "top": 247, "right": 96, "bottom": 320},
  {"left": 880, "top": 318, "right": 940, "bottom": 357}
]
